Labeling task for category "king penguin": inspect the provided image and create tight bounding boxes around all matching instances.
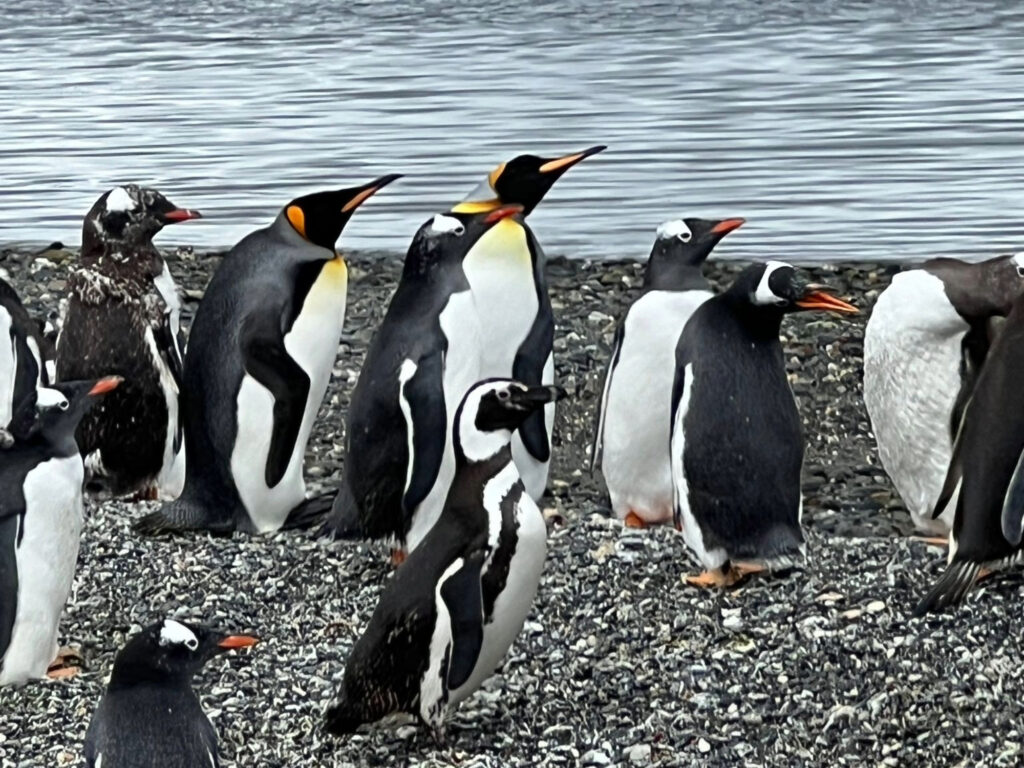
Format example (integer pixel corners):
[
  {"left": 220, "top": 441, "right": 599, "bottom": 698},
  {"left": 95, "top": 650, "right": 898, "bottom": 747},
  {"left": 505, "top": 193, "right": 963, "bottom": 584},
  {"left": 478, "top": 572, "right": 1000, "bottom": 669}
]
[
  {"left": 0, "top": 275, "right": 52, "bottom": 445},
  {"left": 326, "top": 204, "right": 525, "bottom": 556},
  {"left": 135, "top": 175, "right": 401, "bottom": 535},
  {"left": 591, "top": 216, "right": 745, "bottom": 529},
  {"left": 56, "top": 184, "right": 201, "bottom": 500},
  {"left": 451, "top": 145, "right": 605, "bottom": 502},
  {"left": 0, "top": 376, "right": 120, "bottom": 686},
  {"left": 83, "top": 618, "right": 258, "bottom": 767},
  {"left": 864, "top": 253, "right": 1024, "bottom": 539},
  {"left": 325, "top": 379, "right": 564, "bottom": 739},
  {"left": 670, "top": 262, "right": 858, "bottom": 587}
]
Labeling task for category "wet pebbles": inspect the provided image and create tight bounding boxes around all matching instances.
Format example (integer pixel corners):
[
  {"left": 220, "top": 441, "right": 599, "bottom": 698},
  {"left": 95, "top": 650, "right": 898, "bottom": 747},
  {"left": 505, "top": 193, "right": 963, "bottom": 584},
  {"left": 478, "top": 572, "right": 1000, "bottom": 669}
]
[{"left": 1, "top": 246, "right": 1021, "bottom": 767}]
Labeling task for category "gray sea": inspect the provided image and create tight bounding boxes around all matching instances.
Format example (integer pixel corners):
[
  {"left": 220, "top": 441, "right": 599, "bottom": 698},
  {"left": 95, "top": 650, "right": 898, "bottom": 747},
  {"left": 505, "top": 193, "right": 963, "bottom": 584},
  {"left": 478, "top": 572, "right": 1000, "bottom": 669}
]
[{"left": 2, "top": 0, "right": 1024, "bottom": 261}]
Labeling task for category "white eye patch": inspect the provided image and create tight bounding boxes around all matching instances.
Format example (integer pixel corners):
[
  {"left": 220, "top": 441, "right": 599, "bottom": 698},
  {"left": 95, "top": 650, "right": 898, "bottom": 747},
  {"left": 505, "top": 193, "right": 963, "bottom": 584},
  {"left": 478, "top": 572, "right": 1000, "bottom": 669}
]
[
  {"left": 36, "top": 387, "right": 69, "bottom": 410},
  {"left": 656, "top": 218, "right": 691, "bottom": 242},
  {"left": 429, "top": 214, "right": 465, "bottom": 235},
  {"left": 105, "top": 186, "right": 136, "bottom": 213},
  {"left": 159, "top": 619, "right": 199, "bottom": 650},
  {"left": 1011, "top": 252, "right": 1024, "bottom": 270},
  {"left": 753, "top": 260, "right": 794, "bottom": 306}
]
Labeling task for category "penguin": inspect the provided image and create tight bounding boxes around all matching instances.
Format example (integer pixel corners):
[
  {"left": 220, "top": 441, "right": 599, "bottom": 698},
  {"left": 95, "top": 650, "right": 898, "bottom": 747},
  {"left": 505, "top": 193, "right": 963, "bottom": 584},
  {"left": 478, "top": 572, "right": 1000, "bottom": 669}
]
[
  {"left": 863, "top": 253, "right": 1024, "bottom": 539},
  {"left": 451, "top": 145, "right": 605, "bottom": 502},
  {"left": 0, "top": 275, "right": 52, "bottom": 445},
  {"left": 915, "top": 290, "right": 1024, "bottom": 613},
  {"left": 326, "top": 204, "right": 525, "bottom": 556},
  {"left": 0, "top": 376, "right": 120, "bottom": 686},
  {"left": 591, "top": 216, "right": 745, "bottom": 529},
  {"left": 136, "top": 175, "right": 401, "bottom": 535},
  {"left": 83, "top": 618, "right": 258, "bottom": 767},
  {"left": 324, "top": 378, "right": 565, "bottom": 739},
  {"left": 670, "top": 262, "right": 858, "bottom": 587},
  {"left": 56, "top": 184, "right": 201, "bottom": 500}
]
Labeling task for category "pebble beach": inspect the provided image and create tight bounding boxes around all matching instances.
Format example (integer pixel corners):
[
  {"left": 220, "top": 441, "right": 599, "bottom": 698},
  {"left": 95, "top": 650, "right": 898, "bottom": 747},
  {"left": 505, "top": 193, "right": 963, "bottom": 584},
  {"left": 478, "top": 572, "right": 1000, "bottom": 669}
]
[{"left": 3, "top": 245, "right": 1023, "bottom": 768}]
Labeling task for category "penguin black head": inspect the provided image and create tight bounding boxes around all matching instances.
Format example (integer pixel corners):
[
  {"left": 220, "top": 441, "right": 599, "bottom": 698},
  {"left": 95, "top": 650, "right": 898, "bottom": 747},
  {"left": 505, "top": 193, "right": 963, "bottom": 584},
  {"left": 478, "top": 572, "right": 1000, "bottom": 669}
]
[
  {"left": 645, "top": 217, "right": 745, "bottom": 290},
  {"left": 108, "top": 618, "right": 258, "bottom": 690},
  {"left": 403, "top": 204, "right": 525, "bottom": 278},
  {"left": 453, "top": 145, "right": 606, "bottom": 217},
  {"left": 82, "top": 185, "right": 201, "bottom": 262},
  {"left": 283, "top": 174, "right": 402, "bottom": 252},
  {"left": 924, "top": 252, "right": 1024, "bottom": 319},
  {"left": 16, "top": 376, "right": 121, "bottom": 448},
  {"left": 727, "top": 261, "right": 859, "bottom": 316},
  {"left": 454, "top": 379, "right": 568, "bottom": 462}
]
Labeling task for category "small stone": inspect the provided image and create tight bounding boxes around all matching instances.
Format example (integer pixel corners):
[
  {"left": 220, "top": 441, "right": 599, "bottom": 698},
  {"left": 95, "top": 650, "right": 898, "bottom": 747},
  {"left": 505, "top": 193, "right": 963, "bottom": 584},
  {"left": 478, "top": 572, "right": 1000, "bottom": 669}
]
[
  {"left": 698, "top": 738, "right": 712, "bottom": 753},
  {"left": 867, "top": 600, "right": 886, "bottom": 614},
  {"left": 625, "top": 744, "right": 652, "bottom": 763}
]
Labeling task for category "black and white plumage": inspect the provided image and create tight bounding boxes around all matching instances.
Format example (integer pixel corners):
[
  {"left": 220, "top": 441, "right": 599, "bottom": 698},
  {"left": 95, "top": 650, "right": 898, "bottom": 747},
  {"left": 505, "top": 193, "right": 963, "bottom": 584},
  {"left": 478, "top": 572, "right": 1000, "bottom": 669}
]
[
  {"left": 55, "top": 184, "right": 200, "bottom": 500},
  {"left": 83, "top": 618, "right": 257, "bottom": 768},
  {"left": 864, "top": 253, "right": 1024, "bottom": 536},
  {"left": 591, "top": 216, "right": 744, "bottom": 528},
  {"left": 326, "top": 205, "right": 525, "bottom": 553},
  {"left": 325, "top": 379, "right": 564, "bottom": 739},
  {"left": 0, "top": 274, "right": 52, "bottom": 445},
  {"left": 451, "top": 146, "right": 605, "bottom": 503},
  {"left": 916, "top": 290, "right": 1024, "bottom": 614},
  {"left": 136, "top": 175, "right": 400, "bottom": 535},
  {"left": 670, "top": 261, "right": 858, "bottom": 587},
  {"left": 0, "top": 376, "right": 119, "bottom": 686}
]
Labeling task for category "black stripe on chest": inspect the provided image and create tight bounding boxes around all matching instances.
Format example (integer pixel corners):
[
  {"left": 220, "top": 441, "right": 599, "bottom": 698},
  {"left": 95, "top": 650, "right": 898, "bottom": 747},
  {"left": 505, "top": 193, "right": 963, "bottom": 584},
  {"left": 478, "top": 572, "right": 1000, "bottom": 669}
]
[{"left": 480, "top": 478, "right": 525, "bottom": 622}]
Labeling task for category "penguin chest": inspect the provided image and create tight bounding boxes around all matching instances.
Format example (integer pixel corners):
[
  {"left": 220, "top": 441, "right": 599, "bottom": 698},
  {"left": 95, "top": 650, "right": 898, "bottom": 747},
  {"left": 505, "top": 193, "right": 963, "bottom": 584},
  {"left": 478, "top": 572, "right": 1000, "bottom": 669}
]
[
  {"left": 0, "top": 456, "right": 83, "bottom": 685},
  {"left": 0, "top": 308, "right": 15, "bottom": 426},
  {"left": 601, "top": 290, "right": 712, "bottom": 523},
  {"left": 462, "top": 220, "right": 539, "bottom": 375}
]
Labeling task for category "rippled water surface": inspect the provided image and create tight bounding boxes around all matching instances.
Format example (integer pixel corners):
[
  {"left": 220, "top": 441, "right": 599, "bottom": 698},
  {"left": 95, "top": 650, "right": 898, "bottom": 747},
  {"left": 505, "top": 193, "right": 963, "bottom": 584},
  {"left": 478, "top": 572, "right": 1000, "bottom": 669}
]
[{"left": 3, "top": 0, "right": 1024, "bottom": 260}]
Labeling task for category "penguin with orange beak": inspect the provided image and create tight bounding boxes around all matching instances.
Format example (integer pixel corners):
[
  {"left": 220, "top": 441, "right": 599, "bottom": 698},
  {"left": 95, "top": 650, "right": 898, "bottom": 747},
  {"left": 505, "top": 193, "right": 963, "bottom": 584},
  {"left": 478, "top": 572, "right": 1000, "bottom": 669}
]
[{"left": 669, "top": 262, "right": 859, "bottom": 587}]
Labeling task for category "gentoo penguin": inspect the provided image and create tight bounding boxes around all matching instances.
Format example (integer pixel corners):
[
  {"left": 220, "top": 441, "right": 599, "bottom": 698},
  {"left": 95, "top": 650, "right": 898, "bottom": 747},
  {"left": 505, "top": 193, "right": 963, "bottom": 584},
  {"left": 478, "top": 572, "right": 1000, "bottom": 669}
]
[
  {"left": 56, "top": 184, "right": 201, "bottom": 500},
  {"left": 452, "top": 145, "right": 605, "bottom": 502},
  {"left": 0, "top": 275, "right": 52, "bottom": 445},
  {"left": 591, "top": 216, "right": 745, "bottom": 528},
  {"left": 326, "top": 204, "right": 525, "bottom": 556},
  {"left": 136, "top": 175, "right": 400, "bottom": 535},
  {"left": 670, "top": 262, "right": 858, "bottom": 587},
  {"left": 864, "top": 253, "right": 1024, "bottom": 538},
  {"left": 83, "top": 618, "right": 258, "bottom": 767},
  {"left": 915, "top": 291, "right": 1024, "bottom": 613},
  {"left": 0, "top": 376, "right": 120, "bottom": 686},
  {"left": 325, "top": 379, "right": 565, "bottom": 739}
]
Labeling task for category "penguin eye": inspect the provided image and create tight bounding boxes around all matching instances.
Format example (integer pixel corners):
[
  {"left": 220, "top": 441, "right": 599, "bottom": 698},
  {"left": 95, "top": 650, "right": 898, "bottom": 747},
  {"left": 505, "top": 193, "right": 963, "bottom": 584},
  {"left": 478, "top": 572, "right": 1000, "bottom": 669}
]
[
  {"left": 677, "top": 230, "right": 692, "bottom": 243},
  {"left": 58, "top": 400, "right": 69, "bottom": 412},
  {"left": 1016, "top": 266, "right": 1024, "bottom": 278},
  {"left": 497, "top": 389, "right": 511, "bottom": 402},
  {"left": 184, "top": 637, "right": 199, "bottom": 651}
]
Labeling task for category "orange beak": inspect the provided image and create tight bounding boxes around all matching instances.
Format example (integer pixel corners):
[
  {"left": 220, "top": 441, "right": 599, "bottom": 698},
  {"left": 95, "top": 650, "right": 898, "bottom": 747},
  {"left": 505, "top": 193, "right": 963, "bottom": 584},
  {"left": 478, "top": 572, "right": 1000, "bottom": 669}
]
[
  {"left": 88, "top": 376, "right": 123, "bottom": 396},
  {"left": 711, "top": 218, "right": 746, "bottom": 235},
  {"left": 341, "top": 173, "right": 403, "bottom": 213},
  {"left": 162, "top": 209, "right": 202, "bottom": 223},
  {"left": 218, "top": 635, "right": 259, "bottom": 649},
  {"left": 795, "top": 286, "right": 859, "bottom": 314},
  {"left": 538, "top": 145, "right": 607, "bottom": 174},
  {"left": 484, "top": 203, "right": 524, "bottom": 224}
]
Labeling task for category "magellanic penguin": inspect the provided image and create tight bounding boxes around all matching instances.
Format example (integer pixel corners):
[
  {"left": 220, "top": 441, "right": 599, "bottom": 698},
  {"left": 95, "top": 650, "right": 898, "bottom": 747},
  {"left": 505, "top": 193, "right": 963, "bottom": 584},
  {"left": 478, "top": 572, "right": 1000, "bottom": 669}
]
[
  {"left": 0, "top": 376, "right": 120, "bottom": 686},
  {"left": 864, "top": 253, "right": 1024, "bottom": 539},
  {"left": 451, "top": 145, "right": 605, "bottom": 502},
  {"left": 136, "top": 175, "right": 401, "bottom": 535},
  {"left": 915, "top": 289, "right": 1024, "bottom": 613},
  {"left": 326, "top": 204, "right": 525, "bottom": 557},
  {"left": 83, "top": 618, "right": 258, "bottom": 767},
  {"left": 591, "top": 216, "right": 745, "bottom": 529},
  {"left": 670, "top": 262, "right": 858, "bottom": 587},
  {"left": 325, "top": 378, "right": 565, "bottom": 740},
  {"left": 0, "top": 275, "right": 53, "bottom": 445},
  {"left": 56, "top": 185, "right": 201, "bottom": 500}
]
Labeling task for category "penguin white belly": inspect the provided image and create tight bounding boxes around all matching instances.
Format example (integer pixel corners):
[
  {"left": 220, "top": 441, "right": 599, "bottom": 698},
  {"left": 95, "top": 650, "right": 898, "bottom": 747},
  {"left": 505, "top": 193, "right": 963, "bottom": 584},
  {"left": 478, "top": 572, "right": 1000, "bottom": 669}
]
[
  {"left": 601, "top": 290, "right": 713, "bottom": 524},
  {"left": 450, "top": 467, "right": 547, "bottom": 706},
  {"left": 863, "top": 271, "right": 967, "bottom": 534},
  {"left": 671, "top": 363, "right": 728, "bottom": 571},
  {"left": 0, "top": 456, "right": 83, "bottom": 686},
  {"left": 232, "top": 258, "right": 347, "bottom": 532},
  {"left": 142, "top": 326, "right": 185, "bottom": 500},
  {"left": 0, "top": 308, "right": 15, "bottom": 426},
  {"left": 405, "top": 291, "right": 481, "bottom": 553},
  {"left": 420, "top": 558, "right": 460, "bottom": 727}
]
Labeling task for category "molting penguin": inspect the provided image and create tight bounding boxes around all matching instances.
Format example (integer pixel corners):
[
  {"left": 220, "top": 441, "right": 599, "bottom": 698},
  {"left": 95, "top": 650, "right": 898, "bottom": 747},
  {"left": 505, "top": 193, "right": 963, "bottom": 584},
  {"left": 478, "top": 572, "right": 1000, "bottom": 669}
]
[
  {"left": 915, "top": 290, "right": 1024, "bottom": 613},
  {"left": 0, "top": 376, "right": 120, "bottom": 686},
  {"left": 326, "top": 205, "right": 525, "bottom": 555},
  {"left": 670, "top": 262, "right": 858, "bottom": 587},
  {"left": 452, "top": 145, "right": 605, "bottom": 502},
  {"left": 83, "top": 618, "right": 258, "bottom": 767},
  {"left": 591, "top": 216, "right": 745, "bottom": 529},
  {"left": 325, "top": 379, "right": 564, "bottom": 739},
  {"left": 136, "top": 175, "right": 400, "bottom": 535},
  {"left": 864, "top": 253, "right": 1024, "bottom": 538},
  {"left": 0, "top": 275, "right": 52, "bottom": 445},
  {"left": 56, "top": 185, "right": 201, "bottom": 500}
]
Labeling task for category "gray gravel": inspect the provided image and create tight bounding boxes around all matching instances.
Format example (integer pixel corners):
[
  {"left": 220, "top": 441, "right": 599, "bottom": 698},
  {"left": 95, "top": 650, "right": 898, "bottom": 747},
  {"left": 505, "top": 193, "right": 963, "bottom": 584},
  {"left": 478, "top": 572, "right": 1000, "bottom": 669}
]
[{"left": 2, "top": 245, "right": 1022, "bottom": 767}]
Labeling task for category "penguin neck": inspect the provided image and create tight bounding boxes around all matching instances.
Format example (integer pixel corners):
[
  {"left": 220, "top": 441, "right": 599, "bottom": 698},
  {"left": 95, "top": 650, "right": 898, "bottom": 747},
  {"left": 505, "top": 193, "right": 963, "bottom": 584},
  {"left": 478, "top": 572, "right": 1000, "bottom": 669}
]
[
  {"left": 721, "top": 294, "right": 785, "bottom": 340},
  {"left": 643, "top": 258, "right": 709, "bottom": 292},
  {"left": 108, "top": 660, "right": 196, "bottom": 692},
  {"left": 80, "top": 237, "right": 163, "bottom": 282},
  {"left": 925, "top": 258, "right": 1010, "bottom": 319},
  {"left": 455, "top": 427, "right": 514, "bottom": 465}
]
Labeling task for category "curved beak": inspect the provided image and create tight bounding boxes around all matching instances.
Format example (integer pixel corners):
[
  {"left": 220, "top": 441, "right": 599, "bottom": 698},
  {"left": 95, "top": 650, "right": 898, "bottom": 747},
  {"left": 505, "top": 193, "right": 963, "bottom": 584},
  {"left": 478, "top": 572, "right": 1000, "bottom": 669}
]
[
  {"left": 795, "top": 284, "right": 859, "bottom": 314},
  {"left": 484, "top": 203, "right": 524, "bottom": 224},
  {"left": 538, "top": 145, "right": 607, "bottom": 175},
  {"left": 218, "top": 635, "right": 259, "bottom": 649},
  {"left": 341, "top": 173, "right": 403, "bottom": 213},
  {"left": 710, "top": 218, "right": 746, "bottom": 236},
  {"left": 161, "top": 209, "right": 203, "bottom": 224},
  {"left": 88, "top": 376, "right": 123, "bottom": 396}
]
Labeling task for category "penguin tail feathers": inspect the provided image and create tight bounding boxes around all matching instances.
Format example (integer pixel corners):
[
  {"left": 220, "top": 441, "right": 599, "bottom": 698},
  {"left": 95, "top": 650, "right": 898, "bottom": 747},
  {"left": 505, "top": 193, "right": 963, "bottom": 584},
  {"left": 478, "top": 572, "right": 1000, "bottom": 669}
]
[
  {"left": 914, "top": 560, "right": 981, "bottom": 616},
  {"left": 134, "top": 498, "right": 216, "bottom": 536},
  {"left": 745, "top": 525, "right": 805, "bottom": 571},
  {"left": 283, "top": 490, "right": 336, "bottom": 531},
  {"left": 317, "top": 481, "right": 364, "bottom": 540}
]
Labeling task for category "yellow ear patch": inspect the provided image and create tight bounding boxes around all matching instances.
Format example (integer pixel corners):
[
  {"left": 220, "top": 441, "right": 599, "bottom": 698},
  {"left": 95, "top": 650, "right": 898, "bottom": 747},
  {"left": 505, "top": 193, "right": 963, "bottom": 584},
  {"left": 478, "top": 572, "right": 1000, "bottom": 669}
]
[{"left": 286, "top": 205, "right": 306, "bottom": 238}]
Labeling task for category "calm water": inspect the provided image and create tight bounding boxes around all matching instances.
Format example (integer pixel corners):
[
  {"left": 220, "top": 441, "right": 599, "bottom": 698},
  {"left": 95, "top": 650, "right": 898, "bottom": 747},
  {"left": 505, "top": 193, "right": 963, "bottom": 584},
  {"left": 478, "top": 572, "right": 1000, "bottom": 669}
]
[{"left": 2, "top": 0, "right": 1024, "bottom": 261}]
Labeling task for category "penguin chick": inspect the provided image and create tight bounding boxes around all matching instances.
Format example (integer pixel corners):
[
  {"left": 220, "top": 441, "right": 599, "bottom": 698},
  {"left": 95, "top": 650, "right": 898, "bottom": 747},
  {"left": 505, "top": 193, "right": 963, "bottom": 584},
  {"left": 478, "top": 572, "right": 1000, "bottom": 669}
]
[{"left": 83, "top": 618, "right": 258, "bottom": 768}]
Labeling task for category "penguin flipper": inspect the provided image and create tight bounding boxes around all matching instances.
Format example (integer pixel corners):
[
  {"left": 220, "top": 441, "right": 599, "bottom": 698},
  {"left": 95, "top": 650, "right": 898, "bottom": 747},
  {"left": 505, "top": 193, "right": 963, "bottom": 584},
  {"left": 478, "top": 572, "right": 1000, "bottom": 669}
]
[
  {"left": 155, "top": 311, "right": 184, "bottom": 390},
  {"left": 589, "top": 322, "right": 624, "bottom": 474},
  {"left": 932, "top": 399, "right": 969, "bottom": 521},
  {"left": 440, "top": 548, "right": 487, "bottom": 690},
  {"left": 0, "top": 516, "right": 20, "bottom": 662},
  {"left": 239, "top": 314, "right": 311, "bottom": 489},
  {"left": 512, "top": 311, "right": 555, "bottom": 463},
  {"left": 1001, "top": 448, "right": 1024, "bottom": 546},
  {"left": 400, "top": 352, "right": 448, "bottom": 516}
]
